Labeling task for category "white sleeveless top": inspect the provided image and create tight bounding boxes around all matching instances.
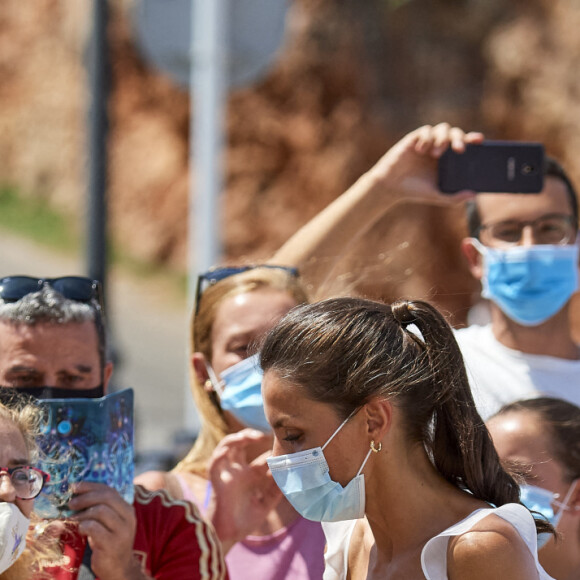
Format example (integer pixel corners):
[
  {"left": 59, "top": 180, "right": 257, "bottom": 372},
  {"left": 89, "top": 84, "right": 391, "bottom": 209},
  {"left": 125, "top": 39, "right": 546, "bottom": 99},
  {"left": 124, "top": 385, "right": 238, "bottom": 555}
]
[{"left": 322, "top": 503, "right": 554, "bottom": 580}]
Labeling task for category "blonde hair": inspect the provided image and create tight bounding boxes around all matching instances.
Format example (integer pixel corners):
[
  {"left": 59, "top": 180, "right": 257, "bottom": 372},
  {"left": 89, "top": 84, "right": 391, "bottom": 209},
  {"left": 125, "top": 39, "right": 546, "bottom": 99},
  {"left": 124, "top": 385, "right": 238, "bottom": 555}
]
[
  {"left": 176, "top": 267, "right": 308, "bottom": 475},
  {"left": 0, "top": 399, "right": 43, "bottom": 464},
  {"left": 0, "top": 400, "right": 65, "bottom": 579}
]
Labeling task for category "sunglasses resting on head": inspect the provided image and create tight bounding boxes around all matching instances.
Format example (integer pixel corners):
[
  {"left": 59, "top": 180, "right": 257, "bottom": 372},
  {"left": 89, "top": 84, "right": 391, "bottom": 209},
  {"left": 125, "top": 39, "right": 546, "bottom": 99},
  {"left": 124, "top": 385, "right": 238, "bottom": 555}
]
[
  {"left": 194, "top": 265, "right": 299, "bottom": 314},
  {"left": 0, "top": 276, "right": 103, "bottom": 308}
]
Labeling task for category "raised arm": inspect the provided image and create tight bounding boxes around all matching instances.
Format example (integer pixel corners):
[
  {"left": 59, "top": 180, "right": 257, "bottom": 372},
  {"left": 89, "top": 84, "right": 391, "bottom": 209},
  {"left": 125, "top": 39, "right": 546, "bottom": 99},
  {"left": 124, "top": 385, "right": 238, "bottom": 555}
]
[
  {"left": 270, "top": 123, "right": 483, "bottom": 293},
  {"left": 206, "top": 429, "right": 283, "bottom": 554}
]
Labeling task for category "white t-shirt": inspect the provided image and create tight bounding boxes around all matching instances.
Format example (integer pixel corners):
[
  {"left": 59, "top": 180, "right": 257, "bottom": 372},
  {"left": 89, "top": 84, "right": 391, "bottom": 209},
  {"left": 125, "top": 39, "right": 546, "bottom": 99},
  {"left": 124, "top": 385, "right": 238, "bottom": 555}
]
[
  {"left": 455, "top": 324, "right": 580, "bottom": 420},
  {"left": 322, "top": 504, "right": 553, "bottom": 580}
]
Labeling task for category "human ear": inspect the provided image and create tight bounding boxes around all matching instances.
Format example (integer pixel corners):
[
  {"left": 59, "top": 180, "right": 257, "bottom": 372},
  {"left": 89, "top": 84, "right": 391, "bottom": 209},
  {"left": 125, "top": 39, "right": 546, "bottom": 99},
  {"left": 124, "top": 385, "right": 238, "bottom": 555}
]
[
  {"left": 363, "top": 398, "right": 393, "bottom": 446},
  {"left": 461, "top": 238, "right": 484, "bottom": 281},
  {"left": 191, "top": 353, "right": 212, "bottom": 392},
  {"left": 103, "top": 361, "right": 114, "bottom": 391},
  {"left": 567, "top": 479, "right": 580, "bottom": 515}
]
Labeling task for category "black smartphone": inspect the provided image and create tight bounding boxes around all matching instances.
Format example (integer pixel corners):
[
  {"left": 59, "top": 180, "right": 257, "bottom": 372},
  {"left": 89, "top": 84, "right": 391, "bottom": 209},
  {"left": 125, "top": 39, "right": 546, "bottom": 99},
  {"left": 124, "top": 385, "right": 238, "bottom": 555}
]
[{"left": 438, "top": 141, "right": 545, "bottom": 194}]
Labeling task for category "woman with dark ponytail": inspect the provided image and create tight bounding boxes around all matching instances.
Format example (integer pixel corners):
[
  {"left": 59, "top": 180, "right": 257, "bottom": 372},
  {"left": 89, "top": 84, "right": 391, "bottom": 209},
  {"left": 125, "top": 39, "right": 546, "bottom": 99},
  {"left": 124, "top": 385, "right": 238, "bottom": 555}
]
[{"left": 260, "top": 296, "right": 554, "bottom": 579}]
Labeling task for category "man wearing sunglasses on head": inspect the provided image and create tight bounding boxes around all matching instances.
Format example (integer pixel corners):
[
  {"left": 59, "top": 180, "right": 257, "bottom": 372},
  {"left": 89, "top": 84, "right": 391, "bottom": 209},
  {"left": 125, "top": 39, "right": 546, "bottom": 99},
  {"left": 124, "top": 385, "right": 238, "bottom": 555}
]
[{"left": 0, "top": 277, "right": 227, "bottom": 580}]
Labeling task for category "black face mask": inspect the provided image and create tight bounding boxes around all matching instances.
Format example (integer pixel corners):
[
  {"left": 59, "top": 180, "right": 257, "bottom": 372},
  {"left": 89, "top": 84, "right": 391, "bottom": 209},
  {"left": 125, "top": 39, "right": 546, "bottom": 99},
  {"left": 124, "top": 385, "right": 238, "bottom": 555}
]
[{"left": 0, "top": 384, "right": 105, "bottom": 403}]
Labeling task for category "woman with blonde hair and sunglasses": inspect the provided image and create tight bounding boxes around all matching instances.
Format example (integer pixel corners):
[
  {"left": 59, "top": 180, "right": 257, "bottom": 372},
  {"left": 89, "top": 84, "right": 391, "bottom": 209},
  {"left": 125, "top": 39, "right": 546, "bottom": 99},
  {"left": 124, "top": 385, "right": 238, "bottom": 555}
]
[{"left": 136, "top": 265, "right": 326, "bottom": 579}]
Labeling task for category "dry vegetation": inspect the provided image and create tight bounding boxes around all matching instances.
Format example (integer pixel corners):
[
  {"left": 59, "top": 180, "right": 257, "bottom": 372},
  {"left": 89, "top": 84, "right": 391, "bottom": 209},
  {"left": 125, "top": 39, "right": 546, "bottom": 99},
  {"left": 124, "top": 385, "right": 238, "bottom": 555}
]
[{"left": 1, "top": 0, "right": 580, "bottom": 330}]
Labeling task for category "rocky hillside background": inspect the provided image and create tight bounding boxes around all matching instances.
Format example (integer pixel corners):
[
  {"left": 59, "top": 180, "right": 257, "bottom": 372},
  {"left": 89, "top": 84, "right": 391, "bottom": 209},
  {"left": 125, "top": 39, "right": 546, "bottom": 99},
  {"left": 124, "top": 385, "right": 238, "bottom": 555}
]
[{"left": 2, "top": 0, "right": 580, "bottom": 329}]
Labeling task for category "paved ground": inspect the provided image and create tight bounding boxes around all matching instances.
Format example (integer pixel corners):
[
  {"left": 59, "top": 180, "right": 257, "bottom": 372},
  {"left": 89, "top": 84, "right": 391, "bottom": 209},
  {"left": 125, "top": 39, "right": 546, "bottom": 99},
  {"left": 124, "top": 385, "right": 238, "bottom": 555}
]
[{"left": 0, "top": 230, "right": 200, "bottom": 468}]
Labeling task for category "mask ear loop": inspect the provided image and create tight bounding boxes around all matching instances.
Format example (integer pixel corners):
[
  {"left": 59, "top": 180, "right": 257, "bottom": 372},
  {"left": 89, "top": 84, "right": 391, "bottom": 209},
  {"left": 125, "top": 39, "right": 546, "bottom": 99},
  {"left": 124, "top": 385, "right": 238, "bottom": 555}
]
[
  {"left": 555, "top": 479, "right": 580, "bottom": 514},
  {"left": 355, "top": 447, "right": 374, "bottom": 477},
  {"left": 321, "top": 408, "right": 359, "bottom": 451},
  {"left": 467, "top": 237, "right": 495, "bottom": 297},
  {"left": 204, "top": 362, "right": 225, "bottom": 397},
  {"left": 321, "top": 408, "right": 374, "bottom": 477},
  {"left": 468, "top": 237, "right": 486, "bottom": 255}
]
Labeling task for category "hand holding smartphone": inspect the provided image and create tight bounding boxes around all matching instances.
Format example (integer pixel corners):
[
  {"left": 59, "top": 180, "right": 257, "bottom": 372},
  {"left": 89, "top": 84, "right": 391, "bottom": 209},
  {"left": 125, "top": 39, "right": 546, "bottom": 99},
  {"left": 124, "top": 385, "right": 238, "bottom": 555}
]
[{"left": 438, "top": 141, "right": 545, "bottom": 194}]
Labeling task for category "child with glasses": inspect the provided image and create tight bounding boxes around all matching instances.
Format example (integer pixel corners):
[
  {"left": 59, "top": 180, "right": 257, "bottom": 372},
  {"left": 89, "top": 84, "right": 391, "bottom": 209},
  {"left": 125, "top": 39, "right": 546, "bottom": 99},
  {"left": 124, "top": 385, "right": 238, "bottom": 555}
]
[
  {"left": 136, "top": 266, "right": 327, "bottom": 580},
  {"left": 488, "top": 397, "right": 580, "bottom": 580}
]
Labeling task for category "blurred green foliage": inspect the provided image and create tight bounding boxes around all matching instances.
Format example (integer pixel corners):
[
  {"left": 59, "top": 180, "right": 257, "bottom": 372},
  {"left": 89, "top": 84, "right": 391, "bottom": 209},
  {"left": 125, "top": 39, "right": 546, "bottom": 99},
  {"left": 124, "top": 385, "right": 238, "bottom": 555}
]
[
  {"left": 0, "top": 184, "right": 187, "bottom": 294},
  {"left": 0, "top": 185, "right": 77, "bottom": 251}
]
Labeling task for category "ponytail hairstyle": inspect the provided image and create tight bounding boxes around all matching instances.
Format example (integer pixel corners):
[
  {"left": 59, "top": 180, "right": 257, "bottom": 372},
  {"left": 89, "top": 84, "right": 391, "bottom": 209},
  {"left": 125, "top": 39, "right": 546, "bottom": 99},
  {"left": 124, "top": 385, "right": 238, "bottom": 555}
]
[{"left": 260, "top": 296, "right": 547, "bottom": 532}]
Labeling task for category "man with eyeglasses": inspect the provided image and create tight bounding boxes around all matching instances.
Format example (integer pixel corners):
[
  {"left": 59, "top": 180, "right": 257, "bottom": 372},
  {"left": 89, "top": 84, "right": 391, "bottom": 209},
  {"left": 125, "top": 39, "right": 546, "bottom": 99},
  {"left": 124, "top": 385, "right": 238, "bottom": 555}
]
[
  {"left": 455, "top": 157, "right": 580, "bottom": 418},
  {"left": 0, "top": 278, "right": 227, "bottom": 579},
  {"left": 271, "top": 123, "right": 580, "bottom": 420}
]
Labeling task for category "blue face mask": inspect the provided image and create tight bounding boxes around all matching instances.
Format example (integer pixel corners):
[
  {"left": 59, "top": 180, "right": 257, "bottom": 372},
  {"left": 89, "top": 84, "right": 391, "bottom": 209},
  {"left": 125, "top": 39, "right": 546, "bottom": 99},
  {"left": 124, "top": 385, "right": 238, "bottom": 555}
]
[
  {"left": 472, "top": 239, "right": 579, "bottom": 326},
  {"left": 207, "top": 354, "right": 271, "bottom": 433},
  {"left": 266, "top": 410, "right": 373, "bottom": 522},
  {"left": 520, "top": 481, "right": 578, "bottom": 549}
]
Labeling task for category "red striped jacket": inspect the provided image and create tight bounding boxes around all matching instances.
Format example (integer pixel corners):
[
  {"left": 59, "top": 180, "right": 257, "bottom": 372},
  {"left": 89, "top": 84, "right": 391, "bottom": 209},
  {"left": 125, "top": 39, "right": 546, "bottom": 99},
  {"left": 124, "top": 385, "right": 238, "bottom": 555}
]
[{"left": 42, "top": 485, "right": 228, "bottom": 579}]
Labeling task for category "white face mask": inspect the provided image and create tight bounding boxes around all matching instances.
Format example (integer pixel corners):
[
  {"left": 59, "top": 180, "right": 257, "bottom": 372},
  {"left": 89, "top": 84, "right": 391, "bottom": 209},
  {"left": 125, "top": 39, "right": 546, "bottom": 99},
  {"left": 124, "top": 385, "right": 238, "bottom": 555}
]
[{"left": 0, "top": 503, "right": 29, "bottom": 573}]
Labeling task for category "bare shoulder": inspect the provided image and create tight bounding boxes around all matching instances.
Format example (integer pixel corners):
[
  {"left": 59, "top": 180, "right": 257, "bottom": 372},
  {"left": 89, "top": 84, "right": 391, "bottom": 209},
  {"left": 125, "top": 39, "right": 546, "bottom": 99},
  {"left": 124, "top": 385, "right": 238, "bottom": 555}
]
[
  {"left": 134, "top": 470, "right": 171, "bottom": 491},
  {"left": 173, "top": 469, "right": 211, "bottom": 501},
  {"left": 447, "top": 514, "right": 539, "bottom": 580}
]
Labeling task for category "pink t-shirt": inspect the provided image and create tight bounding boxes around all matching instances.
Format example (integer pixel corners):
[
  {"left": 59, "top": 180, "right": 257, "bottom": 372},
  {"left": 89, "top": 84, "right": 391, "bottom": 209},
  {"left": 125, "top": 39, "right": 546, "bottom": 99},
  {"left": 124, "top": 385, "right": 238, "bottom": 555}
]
[
  {"left": 226, "top": 515, "right": 325, "bottom": 580},
  {"left": 173, "top": 473, "right": 326, "bottom": 580}
]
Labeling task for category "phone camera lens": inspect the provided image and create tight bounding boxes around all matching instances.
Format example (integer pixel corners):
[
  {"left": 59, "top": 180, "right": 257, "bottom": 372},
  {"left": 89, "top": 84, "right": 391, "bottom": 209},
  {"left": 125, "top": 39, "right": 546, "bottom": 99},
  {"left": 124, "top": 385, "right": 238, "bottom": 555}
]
[{"left": 522, "top": 164, "right": 536, "bottom": 175}]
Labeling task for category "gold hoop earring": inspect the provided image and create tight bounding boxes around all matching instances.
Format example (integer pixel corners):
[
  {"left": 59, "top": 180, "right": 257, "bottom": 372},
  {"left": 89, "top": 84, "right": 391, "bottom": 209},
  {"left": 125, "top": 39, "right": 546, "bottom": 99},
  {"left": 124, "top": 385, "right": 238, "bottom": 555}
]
[
  {"left": 204, "top": 379, "right": 213, "bottom": 389},
  {"left": 370, "top": 440, "right": 382, "bottom": 453}
]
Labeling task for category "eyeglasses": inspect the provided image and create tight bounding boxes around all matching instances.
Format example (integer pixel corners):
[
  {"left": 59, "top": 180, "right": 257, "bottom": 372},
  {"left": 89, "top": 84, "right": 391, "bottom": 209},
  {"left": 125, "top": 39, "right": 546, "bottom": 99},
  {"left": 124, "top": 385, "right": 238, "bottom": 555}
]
[
  {"left": 478, "top": 213, "right": 577, "bottom": 247},
  {"left": 195, "top": 265, "right": 299, "bottom": 314},
  {"left": 0, "top": 276, "right": 102, "bottom": 308},
  {"left": 0, "top": 466, "right": 50, "bottom": 500}
]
